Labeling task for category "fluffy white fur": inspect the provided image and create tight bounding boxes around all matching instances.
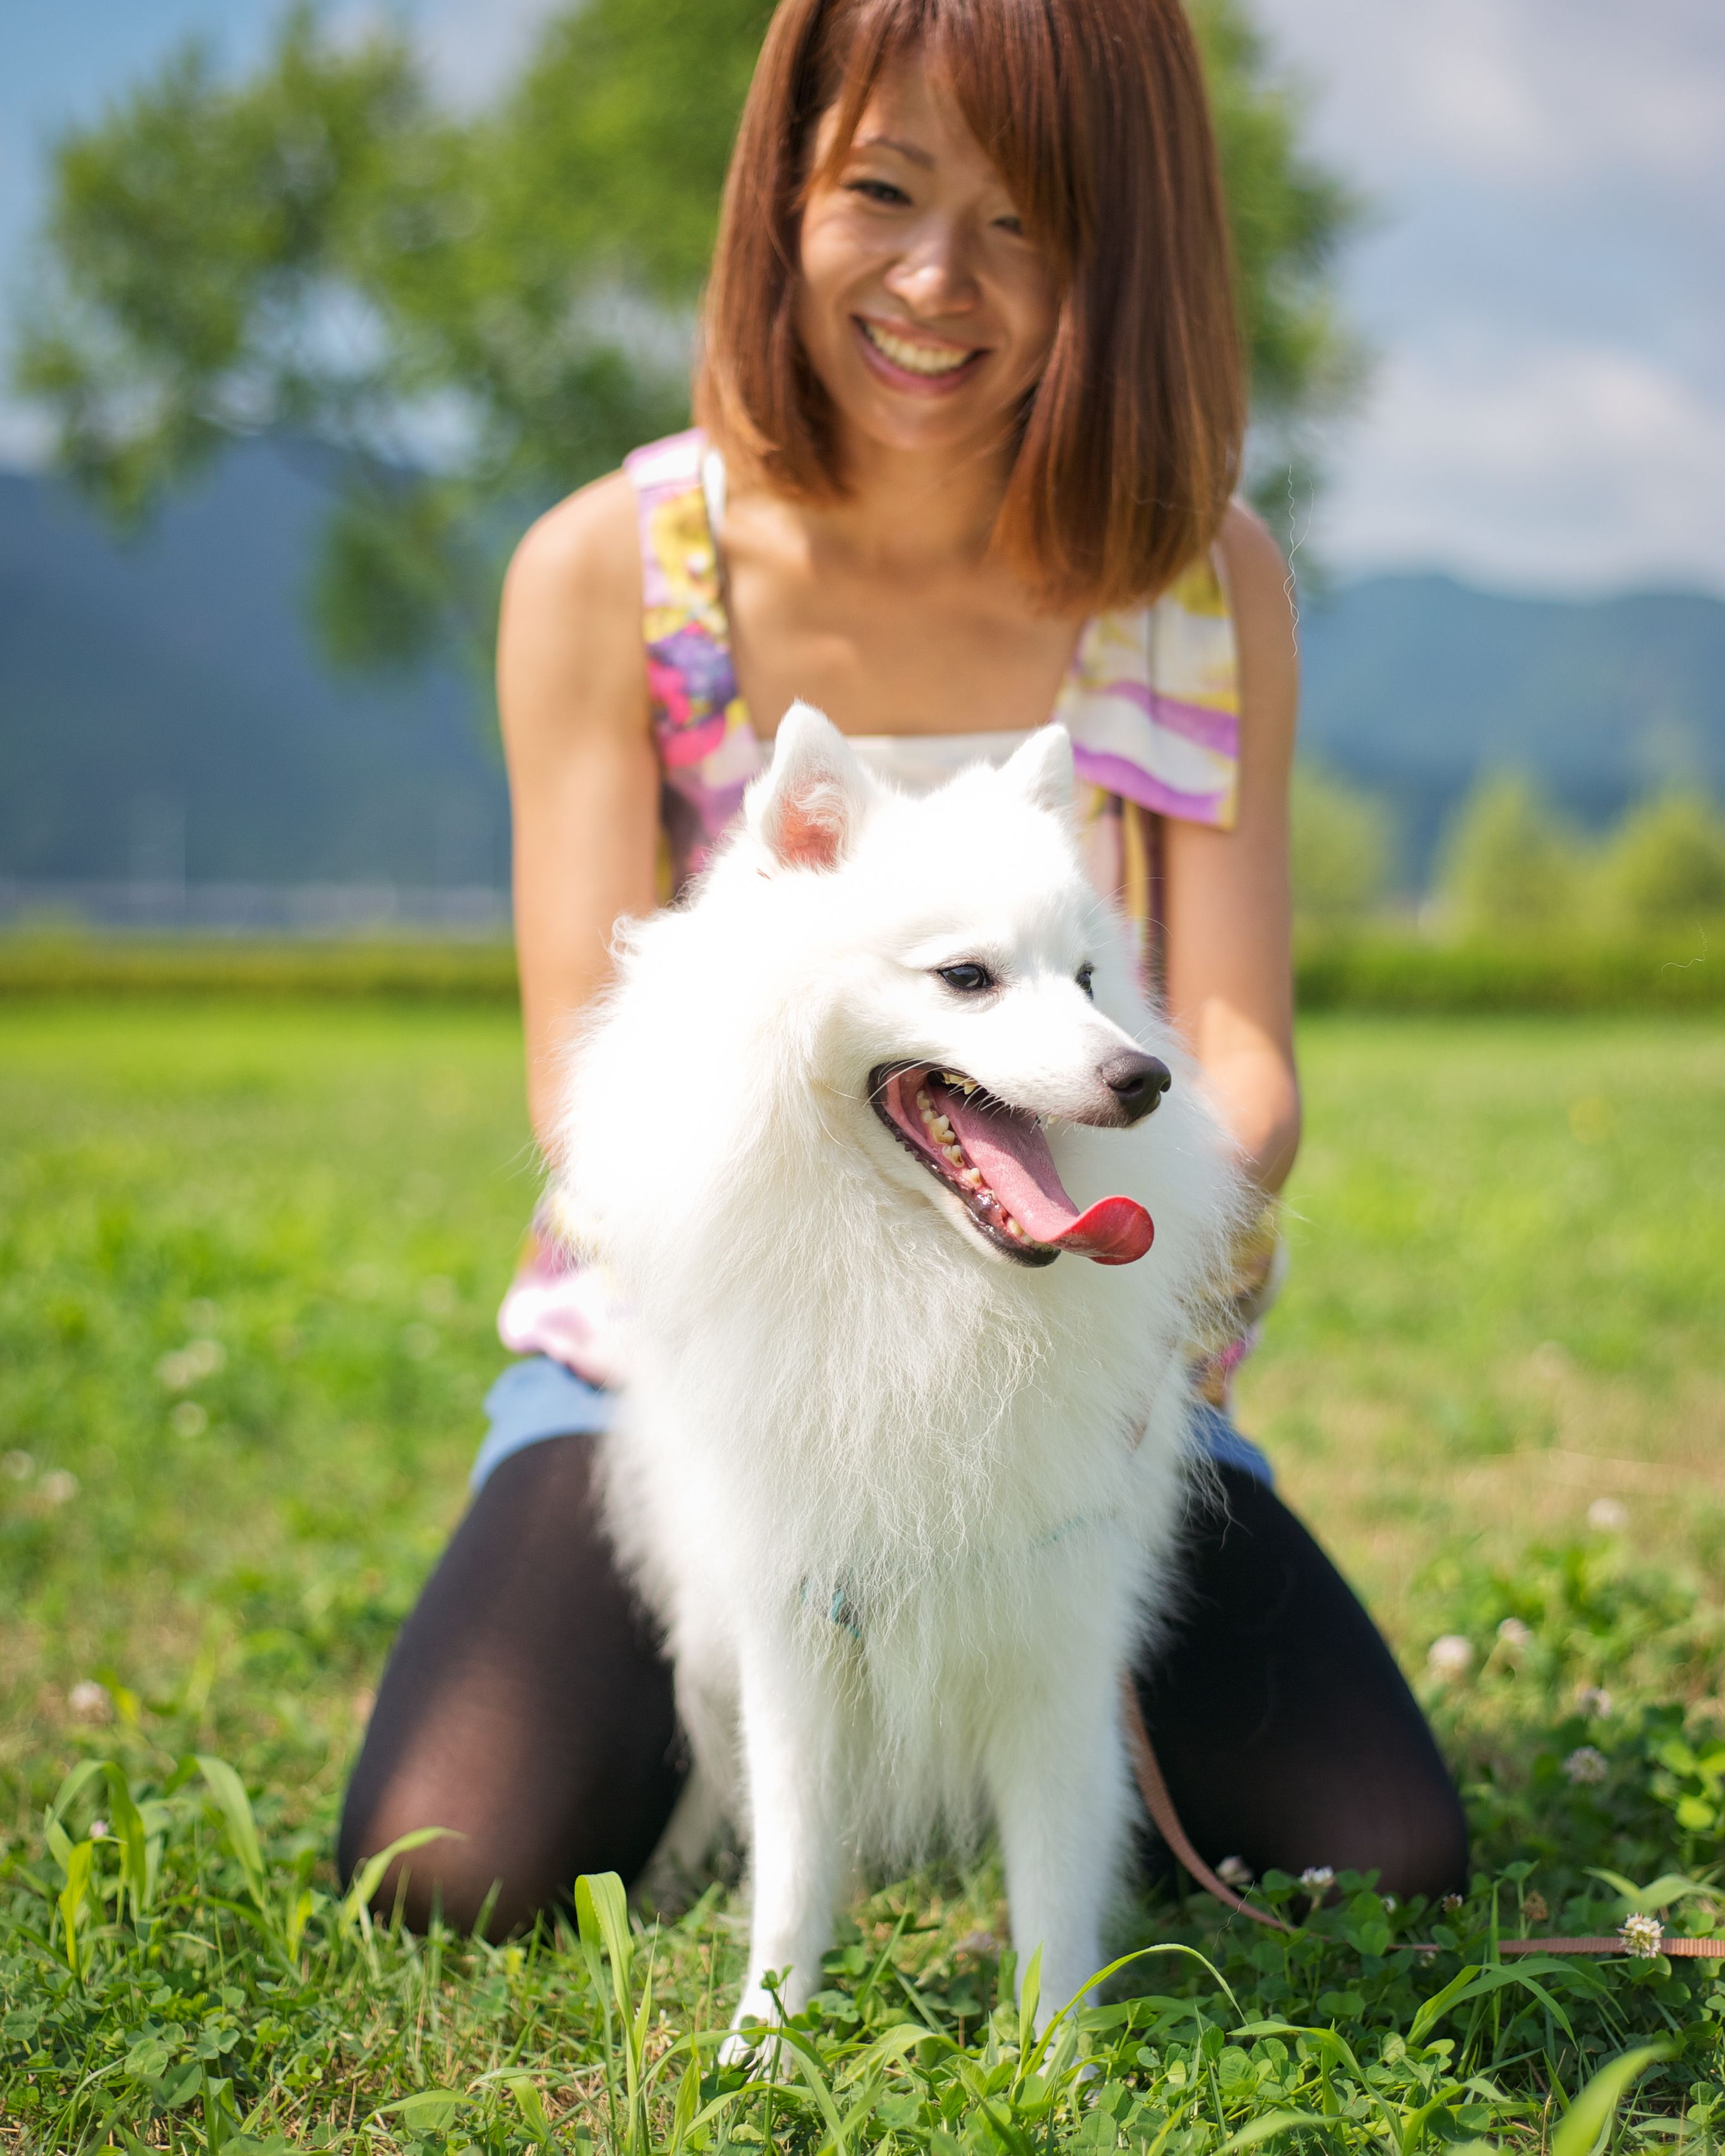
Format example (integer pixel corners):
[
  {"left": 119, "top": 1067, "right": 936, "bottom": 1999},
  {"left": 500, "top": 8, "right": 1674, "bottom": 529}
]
[{"left": 553, "top": 706, "right": 1242, "bottom": 2039}]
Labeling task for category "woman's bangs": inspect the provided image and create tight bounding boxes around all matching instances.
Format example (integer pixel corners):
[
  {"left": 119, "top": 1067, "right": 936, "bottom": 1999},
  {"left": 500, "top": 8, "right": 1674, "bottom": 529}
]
[{"left": 812, "top": 0, "right": 1086, "bottom": 265}]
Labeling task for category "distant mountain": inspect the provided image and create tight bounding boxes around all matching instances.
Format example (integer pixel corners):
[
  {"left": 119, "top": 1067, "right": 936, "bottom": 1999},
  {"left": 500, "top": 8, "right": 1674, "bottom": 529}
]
[
  {"left": 1297, "top": 573, "right": 1725, "bottom": 877},
  {"left": 0, "top": 443, "right": 507, "bottom": 888},
  {"left": 3, "top": 444, "right": 1721, "bottom": 893}
]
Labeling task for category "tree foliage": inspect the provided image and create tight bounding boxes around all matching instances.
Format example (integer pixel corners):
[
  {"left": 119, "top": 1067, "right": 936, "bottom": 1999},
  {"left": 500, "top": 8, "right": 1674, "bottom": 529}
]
[
  {"left": 1290, "top": 760, "right": 1397, "bottom": 926},
  {"left": 1599, "top": 790, "right": 1725, "bottom": 934},
  {"left": 1436, "top": 775, "right": 1725, "bottom": 938},
  {"left": 14, "top": 0, "right": 1362, "bottom": 685},
  {"left": 1437, "top": 774, "right": 1588, "bottom": 938}
]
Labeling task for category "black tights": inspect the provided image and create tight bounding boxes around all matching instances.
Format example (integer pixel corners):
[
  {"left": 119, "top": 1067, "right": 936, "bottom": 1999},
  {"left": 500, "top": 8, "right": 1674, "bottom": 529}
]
[{"left": 339, "top": 1436, "right": 1467, "bottom": 1934}]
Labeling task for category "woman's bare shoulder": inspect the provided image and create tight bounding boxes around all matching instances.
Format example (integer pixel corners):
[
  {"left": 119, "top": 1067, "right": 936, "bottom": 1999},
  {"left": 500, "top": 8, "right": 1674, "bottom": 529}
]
[
  {"left": 498, "top": 470, "right": 646, "bottom": 753},
  {"left": 1216, "top": 500, "right": 1290, "bottom": 626}
]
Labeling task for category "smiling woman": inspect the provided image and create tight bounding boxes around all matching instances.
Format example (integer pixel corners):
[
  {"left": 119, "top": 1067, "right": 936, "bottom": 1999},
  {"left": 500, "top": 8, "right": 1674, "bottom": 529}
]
[
  {"left": 337, "top": 0, "right": 1467, "bottom": 1950},
  {"left": 703, "top": 0, "right": 1243, "bottom": 609}
]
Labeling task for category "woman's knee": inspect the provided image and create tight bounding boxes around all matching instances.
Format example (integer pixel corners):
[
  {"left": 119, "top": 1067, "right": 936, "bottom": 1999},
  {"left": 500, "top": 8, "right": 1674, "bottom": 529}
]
[
  {"left": 1370, "top": 1779, "right": 1470, "bottom": 1906},
  {"left": 337, "top": 1779, "right": 559, "bottom": 1939}
]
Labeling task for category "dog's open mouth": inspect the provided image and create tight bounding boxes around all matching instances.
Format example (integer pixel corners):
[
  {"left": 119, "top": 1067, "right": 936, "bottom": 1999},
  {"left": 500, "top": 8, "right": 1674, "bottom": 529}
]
[{"left": 869, "top": 1063, "right": 1154, "bottom": 1267}]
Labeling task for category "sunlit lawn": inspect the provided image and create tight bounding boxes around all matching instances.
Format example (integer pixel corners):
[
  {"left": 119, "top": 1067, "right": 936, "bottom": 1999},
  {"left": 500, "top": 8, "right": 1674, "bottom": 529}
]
[{"left": 2, "top": 998, "right": 1723, "bottom": 2148}]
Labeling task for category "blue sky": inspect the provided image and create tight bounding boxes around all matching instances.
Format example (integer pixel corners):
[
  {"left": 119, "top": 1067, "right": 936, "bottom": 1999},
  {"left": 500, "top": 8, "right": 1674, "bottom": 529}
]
[{"left": 4, "top": 0, "right": 1722, "bottom": 597}]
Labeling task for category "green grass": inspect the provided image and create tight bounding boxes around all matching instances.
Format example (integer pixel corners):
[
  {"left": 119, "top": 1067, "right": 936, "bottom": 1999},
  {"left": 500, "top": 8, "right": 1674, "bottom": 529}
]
[
  {"left": 3, "top": 1002, "right": 1724, "bottom": 2152},
  {"left": 1, "top": 927, "right": 1721, "bottom": 1010}
]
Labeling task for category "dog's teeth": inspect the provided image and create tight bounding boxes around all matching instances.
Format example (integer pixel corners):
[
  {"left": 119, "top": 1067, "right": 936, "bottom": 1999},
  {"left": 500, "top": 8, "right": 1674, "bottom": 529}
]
[
  {"left": 1006, "top": 1218, "right": 1025, "bottom": 1239},
  {"left": 932, "top": 1115, "right": 956, "bottom": 1143},
  {"left": 962, "top": 1079, "right": 978, "bottom": 1094},
  {"left": 962, "top": 1167, "right": 984, "bottom": 1187},
  {"left": 944, "top": 1144, "right": 965, "bottom": 1166}
]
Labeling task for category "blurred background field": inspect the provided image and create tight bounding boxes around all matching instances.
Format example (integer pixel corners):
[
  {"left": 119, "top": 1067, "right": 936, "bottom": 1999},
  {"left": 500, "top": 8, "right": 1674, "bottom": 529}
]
[
  {"left": 5, "top": 997, "right": 1721, "bottom": 1796},
  {"left": 5, "top": 997, "right": 1725, "bottom": 2141}
]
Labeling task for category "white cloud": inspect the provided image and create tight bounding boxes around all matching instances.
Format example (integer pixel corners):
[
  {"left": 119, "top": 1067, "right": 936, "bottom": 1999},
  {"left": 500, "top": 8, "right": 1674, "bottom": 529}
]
[
  {"left": 1253, "top": 0, "right": 1725, "bottom": 190},
  {"left": 0, "top": 398, "right": 53, "bottom": 468},
  {"left": 412, "top": 0, "right": 563, "bottom": 109},
  {"left": 1321, "top": 340, "right": 1725, "bottom": 596}
]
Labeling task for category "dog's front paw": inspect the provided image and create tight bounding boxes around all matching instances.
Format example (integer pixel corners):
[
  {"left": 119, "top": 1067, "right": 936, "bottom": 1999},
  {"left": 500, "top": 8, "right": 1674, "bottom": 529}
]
[
  {"left": 719, "top": 2018, "right": 790, "bottom": 2077},
  {"left": 718, "top": 2027, "right": 760, "bottom": 2071}
]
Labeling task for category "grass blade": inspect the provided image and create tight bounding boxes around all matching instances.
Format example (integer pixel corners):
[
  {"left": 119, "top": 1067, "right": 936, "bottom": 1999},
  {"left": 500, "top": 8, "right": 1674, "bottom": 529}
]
[{"left": 1549, "top": 2043, "right": 1673, "bottom": 2156}]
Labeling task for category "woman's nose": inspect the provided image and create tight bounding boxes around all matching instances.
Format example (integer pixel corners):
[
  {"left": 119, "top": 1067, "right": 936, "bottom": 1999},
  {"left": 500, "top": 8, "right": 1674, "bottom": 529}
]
[{"left": 883, "top": 223, "right": 978, "bottom": 313}]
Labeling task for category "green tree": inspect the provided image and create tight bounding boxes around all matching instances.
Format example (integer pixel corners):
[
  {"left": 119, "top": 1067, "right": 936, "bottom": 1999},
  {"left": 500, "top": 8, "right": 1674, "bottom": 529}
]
[
  {"left": 1289, "top": 760, "right": 1395, "bottom": 926},
  {"left": 1437, "top": 774, "right": 1587, "bottom": 939},
  {"left": 14, "top": 0, "right": 1362, "bottom": 691},
  {"left": 1599, "top": 789, "right": 1725, "bottom": 933}
]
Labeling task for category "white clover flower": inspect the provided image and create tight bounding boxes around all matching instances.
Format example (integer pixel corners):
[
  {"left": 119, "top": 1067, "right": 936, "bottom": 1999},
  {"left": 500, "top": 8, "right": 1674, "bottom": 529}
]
[
  {"left": 171, "top": 1401, "right": 208, "bottom": 1439},
  {"left": 421, "top": 1274, "right": 458, "bottom": 1317},
  {"left": 1620, "top": 1913, "right": 1664, "bottom": 1957},
  {"left": 3, "top": 1449, "right": 33, "bottom": 1481},
  {"left": 1299, "top": 1866, "right": 1335, "bottom": 1895},
  {"left": 159, "top": 1338, "right": 224, "bottom": 1388},
  {"left": 40, "top": 1469, "right": 78, "bottom": 1506},
  {"left": 184, "top": 1298, "right": 220, "bottom": 1329},
  {"left": 954, "top": 1931, "right": 998, "bottom": 1958},
  {"left": 69, "top": 1680, "right": 112, "bottom": 1722},
  {"left": 1441, "top": 1893, "right": 1464, "bottom": 1915},
  {"left": 88, "top": 1818, "right": 109, "bottom": 1839},
  {"left": 1564, "top": 1745, "right": 1609, "bottom": 1786},
  {"left": 401, "top": 1322, "right": 438, "bottom": 1361},
  {"left": 1217, "top": 1855, "right": 1253, "bottom": 1889},
  {"left": 184, "top": 1337, "right": 225, "bottom": 1379},
  {"left": 1588, "top": 1497, "right": 1628, "bottom": 1532},
  {"left": 1496, "top": 1618, "right": 1534, "bottom": 1653},
  {"left": 1577, "top": 1687, "right": 1613, "bottom": 1718},
  {"left": 1427, "top": 1634, "right": 1474, "bottom": 1680}
]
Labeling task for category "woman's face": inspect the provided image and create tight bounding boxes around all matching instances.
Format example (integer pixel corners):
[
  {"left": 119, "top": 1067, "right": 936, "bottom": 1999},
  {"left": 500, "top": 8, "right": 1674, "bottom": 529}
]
[{"left": 795, "top": 57, "right": 1061, "bottom": 467}]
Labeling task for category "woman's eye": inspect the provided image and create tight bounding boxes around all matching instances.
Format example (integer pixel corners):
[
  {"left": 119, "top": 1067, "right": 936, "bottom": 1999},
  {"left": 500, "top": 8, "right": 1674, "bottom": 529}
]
[
  {"left": 1076, "top": 963, "right": 1095, "bottom": 1000},
  {"left": 937, "top": 962, "right": 994, "bottom": 994},
  {"left": 847, "top": 178, "right": 911, "bottom": 207},
  {"left": 994, "top": 213, "right": 1025, "bottom": 236}
]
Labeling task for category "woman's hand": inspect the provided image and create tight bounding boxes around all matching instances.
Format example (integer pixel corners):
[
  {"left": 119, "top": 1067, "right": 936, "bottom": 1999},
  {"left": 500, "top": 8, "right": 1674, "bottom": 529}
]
[
  {"left": 498, "top": 474, "right": 660, "bottom": 1151},
  {"left": 1162, "top": 502, "right": 1302, "bottom": 1194}
]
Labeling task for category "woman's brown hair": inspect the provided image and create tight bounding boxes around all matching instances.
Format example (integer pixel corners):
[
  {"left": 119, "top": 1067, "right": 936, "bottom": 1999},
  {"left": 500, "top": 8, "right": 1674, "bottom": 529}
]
[{"left": 696, "top": 0, "right": 1244, "bottom": 612}]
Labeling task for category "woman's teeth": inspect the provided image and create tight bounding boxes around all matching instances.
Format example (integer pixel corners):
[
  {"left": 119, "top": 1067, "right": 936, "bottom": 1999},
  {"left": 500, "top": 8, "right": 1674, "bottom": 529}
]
[{"left": 862, "top": 321, "right": 977, "bottom": 376}]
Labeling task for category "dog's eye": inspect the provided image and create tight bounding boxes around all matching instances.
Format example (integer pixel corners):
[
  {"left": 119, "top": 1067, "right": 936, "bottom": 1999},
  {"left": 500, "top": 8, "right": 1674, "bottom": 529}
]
[
  {"left": 1076, "top": 963, "right": 1095, "bottom": 1000},
  {"left": 937, "top": 962, "right": 994, "bottom": 994}
]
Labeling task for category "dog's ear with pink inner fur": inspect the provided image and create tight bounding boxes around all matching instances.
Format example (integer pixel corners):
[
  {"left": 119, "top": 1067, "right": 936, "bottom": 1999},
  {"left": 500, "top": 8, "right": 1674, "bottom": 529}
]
[
  {"left": 1000, "top": 724, "right": 1075, "bottom": 817},
  {"left": 748, "top": 702, "right": 874, "bottom": 871}
]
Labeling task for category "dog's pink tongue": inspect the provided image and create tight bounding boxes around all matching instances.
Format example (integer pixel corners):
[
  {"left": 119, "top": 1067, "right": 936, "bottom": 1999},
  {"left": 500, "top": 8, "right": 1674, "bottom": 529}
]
[{"left": 942, "top": 1091, "right": 1154, "bottom": 1264}]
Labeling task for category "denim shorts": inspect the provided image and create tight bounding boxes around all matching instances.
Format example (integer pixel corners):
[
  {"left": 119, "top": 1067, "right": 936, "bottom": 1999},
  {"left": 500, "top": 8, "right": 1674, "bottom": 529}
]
[{"left": 471, "top": 1355, "right": 1273, "bottom": 1494}]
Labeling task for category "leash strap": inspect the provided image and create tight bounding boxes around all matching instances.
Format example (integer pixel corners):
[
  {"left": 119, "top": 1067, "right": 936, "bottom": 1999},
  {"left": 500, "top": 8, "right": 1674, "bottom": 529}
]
[
  {"left": 1121, "top": 1672, "right": 1294, "bottom": 1932},
  {"left": 1119, "top": 1674, "right": 1725, "bottom": 1959}
]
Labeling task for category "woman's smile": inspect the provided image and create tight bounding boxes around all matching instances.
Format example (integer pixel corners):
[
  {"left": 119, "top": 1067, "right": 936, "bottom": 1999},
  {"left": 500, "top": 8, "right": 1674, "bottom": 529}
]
[{"left": 853, "top": 313, "right": 990, "bottom": 392}]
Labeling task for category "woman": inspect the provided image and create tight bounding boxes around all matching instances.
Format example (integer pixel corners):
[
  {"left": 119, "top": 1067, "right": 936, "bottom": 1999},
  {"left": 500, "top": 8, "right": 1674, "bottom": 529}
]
[{"left": 340, "top": 0, "right": 1467, "bottom": 1935}]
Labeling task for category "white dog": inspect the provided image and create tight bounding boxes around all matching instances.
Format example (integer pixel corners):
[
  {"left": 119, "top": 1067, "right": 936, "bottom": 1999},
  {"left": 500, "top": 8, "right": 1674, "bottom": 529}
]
[{"left": 553, "top": 705, "right": 1241, "bottom": 2038}]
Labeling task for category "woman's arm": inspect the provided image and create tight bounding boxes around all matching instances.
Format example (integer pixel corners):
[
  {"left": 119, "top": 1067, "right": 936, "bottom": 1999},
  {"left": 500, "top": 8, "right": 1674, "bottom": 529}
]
[
  {"left": 498, "top": 473, "right": 661, "bottom": 1151},
  {"left": 1161, "top": 502, "right": 1302, "bottom": 1194}
]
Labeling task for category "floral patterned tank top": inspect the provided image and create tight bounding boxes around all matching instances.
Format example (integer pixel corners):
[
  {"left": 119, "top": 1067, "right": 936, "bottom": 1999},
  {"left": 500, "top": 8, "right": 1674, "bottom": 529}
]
[{"left": 629, "top": 427, "right": 1242, "bottom": 985}]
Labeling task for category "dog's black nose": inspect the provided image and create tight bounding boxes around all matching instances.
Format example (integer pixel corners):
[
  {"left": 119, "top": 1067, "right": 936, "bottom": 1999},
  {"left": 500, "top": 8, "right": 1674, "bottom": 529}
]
[{"left": 1100, "top": 1050, "right": 1172, "bottom": 1123}]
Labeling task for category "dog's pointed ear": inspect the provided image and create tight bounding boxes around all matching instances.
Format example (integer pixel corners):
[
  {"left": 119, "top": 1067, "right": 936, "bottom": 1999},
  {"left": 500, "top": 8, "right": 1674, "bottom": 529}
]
[
  {"left": 1000, "top": 724, "right": 1075, "bottom": 815},
  {"left": 748, "top": 702, "right": 872, "bottom": 871}
]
